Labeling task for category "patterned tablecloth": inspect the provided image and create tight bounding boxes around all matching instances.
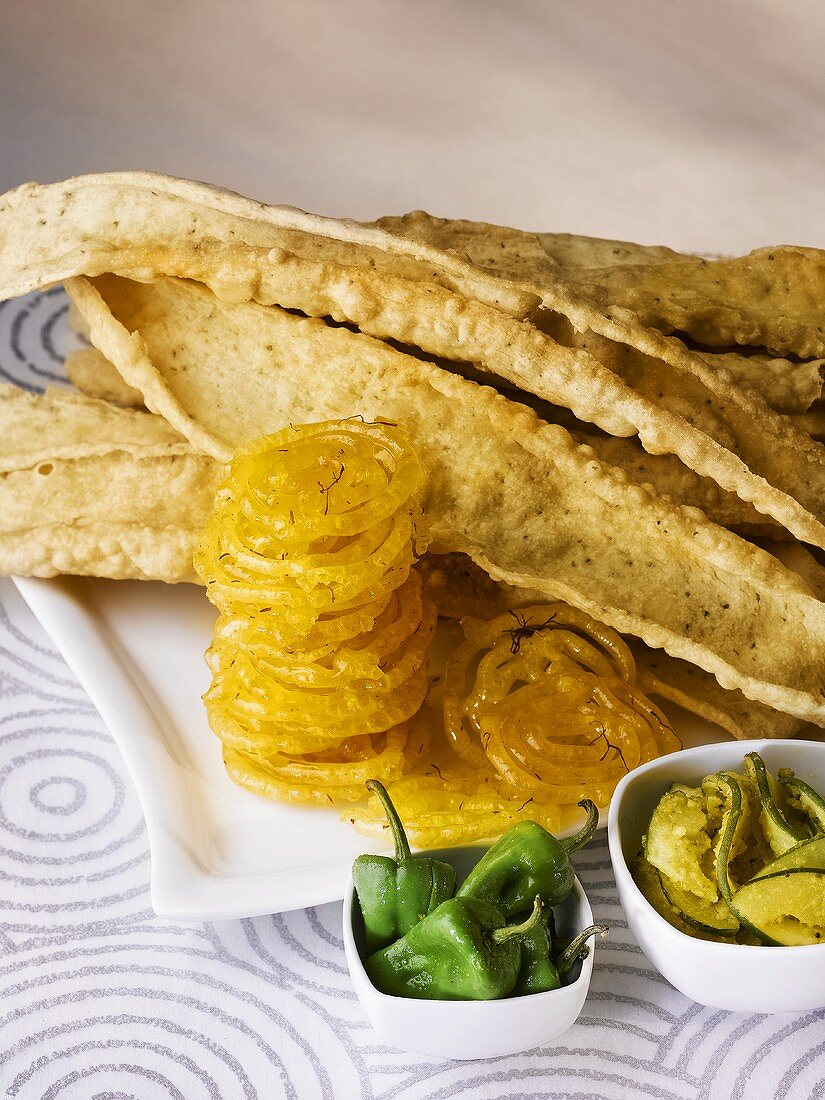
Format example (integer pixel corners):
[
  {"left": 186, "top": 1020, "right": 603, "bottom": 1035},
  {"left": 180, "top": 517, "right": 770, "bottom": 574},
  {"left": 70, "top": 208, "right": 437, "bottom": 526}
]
[{"left": 0, "top": 290, "right": 823, "bottom": 1100}]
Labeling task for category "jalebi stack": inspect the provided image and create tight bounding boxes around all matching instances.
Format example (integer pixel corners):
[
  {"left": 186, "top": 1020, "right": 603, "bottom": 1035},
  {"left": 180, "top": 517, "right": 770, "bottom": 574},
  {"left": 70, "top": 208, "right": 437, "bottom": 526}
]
[{"left": 194, "top": 420, "right": 436, "bottom": 805}]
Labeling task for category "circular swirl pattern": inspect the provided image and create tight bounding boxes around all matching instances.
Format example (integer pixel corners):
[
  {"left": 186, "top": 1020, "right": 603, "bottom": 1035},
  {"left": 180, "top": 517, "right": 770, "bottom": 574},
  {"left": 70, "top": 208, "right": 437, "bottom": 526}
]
[
  {"left": 0, "top": 286, "right": 821, "bottom": 1098},
  {"left": 0, "top": 746, "right": 123, "bottom": 843},
  {"left": 0, "top": 579, "right": 91, "bottom": 704},
  {"left": 205, "top": 902, "right": 356, "bottom": 1002},
  {"left": 0, "top": 706, "right": 150, "bottom": 937},
  {"left": 29, "top": 776, "right": 86, "bottom": 816},
  {"left": 0, "top": 928, "right": 363, "bottom": 1100},
  {"left": 0, "top": 287, "right": 83, "bottom": 393}
]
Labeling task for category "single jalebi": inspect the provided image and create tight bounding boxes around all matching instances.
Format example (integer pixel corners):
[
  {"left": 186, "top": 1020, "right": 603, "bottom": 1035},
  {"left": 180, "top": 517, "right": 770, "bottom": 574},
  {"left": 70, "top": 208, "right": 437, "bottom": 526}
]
[
  {"left": 444, "top": 604, "right": 680, "bottom": 805},
  {"left": 224, "top": 707, "right": 432, "bottom": 806},
  {"left": 194, "top": 419, "right": 436, "bottom": 803},
  {"left": 354, "top": 603, "right": 680, "bottom": 846}
]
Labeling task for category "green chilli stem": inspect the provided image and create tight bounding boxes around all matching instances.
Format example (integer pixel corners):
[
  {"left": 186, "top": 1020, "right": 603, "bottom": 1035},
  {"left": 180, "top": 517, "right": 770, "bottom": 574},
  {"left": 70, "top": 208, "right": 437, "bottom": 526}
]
[{"left": 365, "top": 779, "right": 411, "bottom": 863}]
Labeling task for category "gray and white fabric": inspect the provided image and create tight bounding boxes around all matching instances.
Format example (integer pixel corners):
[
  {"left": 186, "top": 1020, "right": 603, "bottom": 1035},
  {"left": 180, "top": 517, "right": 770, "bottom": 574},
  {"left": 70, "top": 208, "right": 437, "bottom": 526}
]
[{"left": 0, "top": 290, "right": 823, "bottom": 1099}]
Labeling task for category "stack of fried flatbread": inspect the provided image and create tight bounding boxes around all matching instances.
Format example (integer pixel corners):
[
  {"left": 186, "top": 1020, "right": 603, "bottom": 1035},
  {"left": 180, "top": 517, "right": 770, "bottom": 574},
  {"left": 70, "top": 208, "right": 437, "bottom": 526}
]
[{"left": 1, "top": 172, "right": 824, "bottom": 744}]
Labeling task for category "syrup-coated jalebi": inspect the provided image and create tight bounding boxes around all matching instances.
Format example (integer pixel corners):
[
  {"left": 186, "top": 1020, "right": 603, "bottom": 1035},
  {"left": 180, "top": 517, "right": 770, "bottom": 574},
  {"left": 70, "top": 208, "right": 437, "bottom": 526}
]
[
  {"left": 223, "top": 707, "right": 432, "bottom": 806},
  {"left": 354, "top": 603, "right": 680, "bottom": 846},
  {"left": 349, "top": 763, "right": 564, "bottom": 847},
  {"left": 443, "top": 604, "right": 680, "bottom": 806},
  {"left": 194, "top": 420, "right": 435, "bottom": 802}
]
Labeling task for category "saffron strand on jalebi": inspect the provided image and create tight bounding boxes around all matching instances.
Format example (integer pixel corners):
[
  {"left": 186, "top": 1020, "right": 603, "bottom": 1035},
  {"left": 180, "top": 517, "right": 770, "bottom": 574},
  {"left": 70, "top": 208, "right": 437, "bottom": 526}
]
[
  {"left": 353, "top": 603, "right": 680, "bottom": 847},
  {"left": 194, "top": 419, "right": 435, "bottom": 804},
  {"left": 442, "top": 603, "right": 679, "bottom": 807}
]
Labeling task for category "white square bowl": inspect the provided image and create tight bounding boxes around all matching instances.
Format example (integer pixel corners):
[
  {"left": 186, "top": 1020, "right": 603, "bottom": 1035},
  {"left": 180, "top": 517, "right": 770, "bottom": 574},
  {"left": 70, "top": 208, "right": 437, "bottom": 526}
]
[
  {"left": 608, "top": 738, "right": 825, "bottom": 1014},
  {"left": 342, "top": 846, "right": 598, "bottom": 1060}
]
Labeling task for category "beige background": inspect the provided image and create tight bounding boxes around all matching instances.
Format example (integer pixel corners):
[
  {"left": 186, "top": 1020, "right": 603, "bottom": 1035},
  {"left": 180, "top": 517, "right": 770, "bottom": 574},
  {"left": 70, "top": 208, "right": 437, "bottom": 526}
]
[{"left": 2, "top": 0, "right": 824, "bottom": 254}]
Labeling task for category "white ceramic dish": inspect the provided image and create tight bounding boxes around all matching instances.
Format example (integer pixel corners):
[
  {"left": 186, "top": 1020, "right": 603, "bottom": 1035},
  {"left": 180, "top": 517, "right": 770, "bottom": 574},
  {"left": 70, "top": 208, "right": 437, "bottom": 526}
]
[
  {"left": 13, "top": 575, "right": 387, "bottom": 920},
  {"left": 13, "top": 572, "right": 727, "bottom": 921},
  {"left": 608, "top": 738, "right": 825, "bottom": 1014},
  {"left": 343, "top": 846, "right": 597, "bottom": 1059}
]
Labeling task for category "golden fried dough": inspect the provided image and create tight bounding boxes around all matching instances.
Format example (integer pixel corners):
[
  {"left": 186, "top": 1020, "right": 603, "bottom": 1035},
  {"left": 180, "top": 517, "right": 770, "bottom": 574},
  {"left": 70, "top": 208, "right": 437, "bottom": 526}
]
[{"left": 66, "top": 272, "right": 825, "bottom": 723}]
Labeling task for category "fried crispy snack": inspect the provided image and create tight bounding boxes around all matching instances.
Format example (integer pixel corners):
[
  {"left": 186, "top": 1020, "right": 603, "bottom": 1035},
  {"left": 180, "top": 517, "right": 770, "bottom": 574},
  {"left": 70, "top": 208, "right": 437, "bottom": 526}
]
[
  {"left": 65, "top": 273, "right": 825, "bottom": 723},
  {"left": 770, "top": 542, "right": 825, "bottom": 603},
  {"left": 534, "top": 232, "right": 684, "bottom": 272},
  {"left": 568, "top": 432, "right": 783, "bottom": 538},
  {"left": 516, "top": 229, "right": 825, "bottom": 364},
  {"left": 65, "top": 347, "right": 144, "bottom": 407},
  {"left": 194, "top": 420, "right": 436, "bottom": 803},
  {"left": 791, "top": 404, "right": 825, "bottom": 440},
  {"left": 632, "top": 646, "right": 807, "bottom": 743},
  {"left": 2, "top": 174, "right": 824, "bottom": 548},
  {"left": 417, "top": 552, "right": 542, "bottom": 619},
  {"left": 3, "top": 385, "right": 807, "bottom": 738},
  {"left": 379, "top": 210, "right": 825, "bottom": 549},
  {"left": 382, "top": 214, "right": 825, "bottom": 359},
  {"left": 65, "top": 279, "right": 778, "bottom": 541},
  {"left": 67, "top": 300, "right": 90, "bottom": 339},
  {"left": 0, "top": 380, "right": 808, "bottom": 744},
  {"left": 478, "top": 225, "right": 825, "bottom": 413},
  {"left": 0, "top": 172, "right": 537, "bottom": 317},
  {"left": 564, "top": 251, "right": 825, "bottom": 358},
  {"left": 416, "top": 367, "right": 784, "bottom": 537},
  {"left": 694, "top": 351, "right": 824, "bottom": 416},
  {"left": 0, "top": 386, "right": 218, "bottom": 580},
  {"left": 420, "top": 552, "right": 809, "bottom": 742}
]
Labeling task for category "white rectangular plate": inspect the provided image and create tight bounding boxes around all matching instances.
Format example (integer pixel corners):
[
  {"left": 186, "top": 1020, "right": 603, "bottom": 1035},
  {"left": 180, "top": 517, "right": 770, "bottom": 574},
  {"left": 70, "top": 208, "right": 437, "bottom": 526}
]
[{"left": 15, "top": 573, "right": 737, "bottom": 921}]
